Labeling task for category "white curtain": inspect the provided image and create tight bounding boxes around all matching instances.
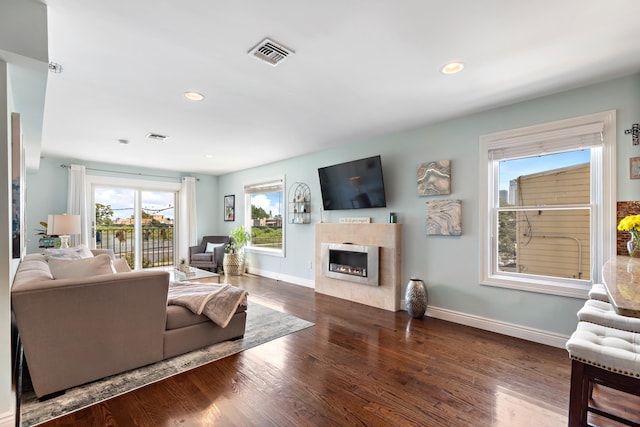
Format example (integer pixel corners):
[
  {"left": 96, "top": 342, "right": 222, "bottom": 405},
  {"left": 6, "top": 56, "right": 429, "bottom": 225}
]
[
  {"left": 67, "top": 164, "right": 89, "bottom": 246},
  {"left": 179, "top": 177, "right": 198, "bottom": 261}
]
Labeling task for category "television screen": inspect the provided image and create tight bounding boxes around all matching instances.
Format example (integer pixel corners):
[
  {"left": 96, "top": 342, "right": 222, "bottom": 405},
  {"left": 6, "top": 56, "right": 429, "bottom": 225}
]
[{"left": 318, "top": 155, "right": 387, "bottom": 210}]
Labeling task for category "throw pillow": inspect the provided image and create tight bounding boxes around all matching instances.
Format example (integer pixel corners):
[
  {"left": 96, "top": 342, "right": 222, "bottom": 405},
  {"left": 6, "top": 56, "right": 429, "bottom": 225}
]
[
  {"left": 49, "top": 254, "right": 116, "bottom": 279},
  {"left": 205, "top": 242, "right": 224, "bottom": 253},
  {"left": 113, "top": 258, "right": 132, "bottom": 273},
  {"left": 44, "top": 244, "right": 94, "bottom": 260}
]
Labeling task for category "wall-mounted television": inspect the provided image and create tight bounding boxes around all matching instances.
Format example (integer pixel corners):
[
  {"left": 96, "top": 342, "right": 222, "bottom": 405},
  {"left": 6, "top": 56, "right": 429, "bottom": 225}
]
[{"left": 318, "top": 155, "right": 387, "bottom": 211}]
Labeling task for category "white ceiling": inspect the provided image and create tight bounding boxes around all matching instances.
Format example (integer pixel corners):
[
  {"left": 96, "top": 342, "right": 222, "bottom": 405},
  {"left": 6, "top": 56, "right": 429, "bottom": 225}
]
[{"left": 39, "top": 0, "right": 640, "bottom": 175}]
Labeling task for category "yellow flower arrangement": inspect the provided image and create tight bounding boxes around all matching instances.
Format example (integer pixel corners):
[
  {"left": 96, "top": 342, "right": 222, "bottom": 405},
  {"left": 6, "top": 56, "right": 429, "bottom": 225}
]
[{"left": 618, "top": 214, "right": 640, "bottom": 257}]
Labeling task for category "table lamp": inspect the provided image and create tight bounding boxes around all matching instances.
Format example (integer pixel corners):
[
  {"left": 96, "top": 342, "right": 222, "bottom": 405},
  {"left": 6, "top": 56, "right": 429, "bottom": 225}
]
[{"left": 47, "top": 214, "right": 81, "bottom": 248}]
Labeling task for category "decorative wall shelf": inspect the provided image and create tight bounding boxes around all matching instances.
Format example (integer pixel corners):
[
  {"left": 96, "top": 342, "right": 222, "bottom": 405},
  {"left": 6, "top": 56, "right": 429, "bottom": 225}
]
[{"left": 288, "top": 182, "right": 311, "bottom": 224}]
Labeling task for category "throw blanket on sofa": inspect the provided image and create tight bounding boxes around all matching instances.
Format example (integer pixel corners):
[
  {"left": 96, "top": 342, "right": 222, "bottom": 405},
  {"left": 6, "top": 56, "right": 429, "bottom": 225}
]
[{"left": 168, "top": 282, "right": 247, "bottom": 328}]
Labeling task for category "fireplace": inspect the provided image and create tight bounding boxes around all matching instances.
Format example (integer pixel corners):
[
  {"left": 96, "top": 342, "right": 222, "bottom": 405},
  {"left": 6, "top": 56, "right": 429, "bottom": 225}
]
[
  {"left": 316, "top": 224, "right": 402, "bottom": 311},
  {"left": 321, "top": 243, "right": 379, "bottom": 286}
]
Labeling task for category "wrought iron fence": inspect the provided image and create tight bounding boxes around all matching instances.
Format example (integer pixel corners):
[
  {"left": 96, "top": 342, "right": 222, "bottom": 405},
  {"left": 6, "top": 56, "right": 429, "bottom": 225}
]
[{"left": 96, "top": 226, "right": 174, "bottom": 268}]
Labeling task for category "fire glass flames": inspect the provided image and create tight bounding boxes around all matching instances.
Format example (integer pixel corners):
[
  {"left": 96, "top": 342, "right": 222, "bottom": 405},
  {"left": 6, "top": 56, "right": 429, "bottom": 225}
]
[{"left": 329, "top": 263, "right": 367, "bottom": 277}]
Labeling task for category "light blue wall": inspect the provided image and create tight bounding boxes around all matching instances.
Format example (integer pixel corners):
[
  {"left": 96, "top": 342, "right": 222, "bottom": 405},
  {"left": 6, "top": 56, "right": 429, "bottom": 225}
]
[
  {"left": 23, "top": 74, "right": 640, "bottom": 338},
  {"left": 217, "top": 73, "right": 640, "bottom": 336},
  {"left": 25, "top": 157, "right": 219, "bottom": 254}
]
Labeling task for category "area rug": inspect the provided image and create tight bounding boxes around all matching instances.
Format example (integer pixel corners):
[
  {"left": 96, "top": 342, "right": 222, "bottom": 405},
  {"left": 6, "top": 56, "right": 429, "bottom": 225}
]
[{"left": 20, "top": 300, "right": 314, "bottom": 427}]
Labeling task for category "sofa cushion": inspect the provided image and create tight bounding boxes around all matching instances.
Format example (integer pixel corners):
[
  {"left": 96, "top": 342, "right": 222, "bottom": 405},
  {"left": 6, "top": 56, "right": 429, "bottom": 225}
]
[
  {"left": 44, "top": 244, "right": 94, "bottom": 260},
  {"left": 165, "top": 302, "right": 247, "bottom": 330},
  {"left": 12, "top": 268, "right": 54, "bottom": 287},
  {"left": 48, "top": 254, "right": 116, "bottom": 279},
  {"left": 165, "top": 305, "right": 210, "bottom": 330},
  {"left": 90, "top": 249, "right": 116, "bottom": 260},
  {"left": 113, "top": 258, "right": 132, "bottom": 273}
]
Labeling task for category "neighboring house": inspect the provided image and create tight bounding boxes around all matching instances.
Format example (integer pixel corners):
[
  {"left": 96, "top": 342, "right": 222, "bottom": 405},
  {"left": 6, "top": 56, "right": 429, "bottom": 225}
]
[{"left": 514, "top": 163, "right": 591, "bottom": 280}]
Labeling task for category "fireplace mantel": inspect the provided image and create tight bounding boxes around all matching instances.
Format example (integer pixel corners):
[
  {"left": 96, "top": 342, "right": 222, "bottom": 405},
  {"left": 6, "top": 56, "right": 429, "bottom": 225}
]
[{"left": 315, "top": 223, "right": 402, "bottom": 311}]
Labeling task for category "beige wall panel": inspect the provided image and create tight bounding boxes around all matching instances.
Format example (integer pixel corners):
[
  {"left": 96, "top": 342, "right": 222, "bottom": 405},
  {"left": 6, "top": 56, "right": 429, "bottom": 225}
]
[{"left": 315, "top": 224, "right": 402, "bottom": 311}]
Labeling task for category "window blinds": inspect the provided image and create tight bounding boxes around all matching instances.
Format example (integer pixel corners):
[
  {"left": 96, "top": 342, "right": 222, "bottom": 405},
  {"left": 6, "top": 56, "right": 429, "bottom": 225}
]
[
  {"left": 489, "top": 122, "right": 604, "bottom": 161},
  {"left": 243, "top": 178, "right": 284, "bottom": 194}
]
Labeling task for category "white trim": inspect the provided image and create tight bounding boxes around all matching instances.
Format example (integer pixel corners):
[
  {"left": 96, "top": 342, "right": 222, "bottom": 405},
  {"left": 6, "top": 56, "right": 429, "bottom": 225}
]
[
  {"left": 480, "top": 275, "right": 589, "bottom": 299},
  {"left": 0, "top": 410, "right": 15, "bottom": 427},
  {"left": 246, "top": 266, "right": 315, "bottom": 289},
  {"left": 423, "top": 304, "right": 569, "bottom": 349},
  {"left": 479, "top": 110, "right": 616, "bottom": 297},
  {"left": 245, "top": 246, "right": 286, "bottom": 258},
  {"left": 86, "top": 175, "right": 181, "bottom": 192}
]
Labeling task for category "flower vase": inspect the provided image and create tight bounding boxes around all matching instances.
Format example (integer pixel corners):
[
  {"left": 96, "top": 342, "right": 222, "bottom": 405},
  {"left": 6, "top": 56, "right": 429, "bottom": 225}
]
[
  {"left": 627, "top": 232, "right": 640, "bottom": 258},
  {"left": 405, "top": 278, "right": 427, "bottom": 318}
]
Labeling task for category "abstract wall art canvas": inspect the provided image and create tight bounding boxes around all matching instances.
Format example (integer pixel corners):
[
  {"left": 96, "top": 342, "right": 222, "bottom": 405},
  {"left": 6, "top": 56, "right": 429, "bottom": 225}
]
[
  {"left": 426, "top": 199, "right": 462, "bottom": 236},
  {"left": 417, "top": 159, "right": 451, "bottom": 196}
]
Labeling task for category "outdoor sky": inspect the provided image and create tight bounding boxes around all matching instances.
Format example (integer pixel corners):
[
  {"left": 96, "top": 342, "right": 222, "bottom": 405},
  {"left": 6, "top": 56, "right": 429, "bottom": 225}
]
[
  {"left": 251, "top": 193, "right": 282, "bottom": 217},
  {"left": 94, "top": 187, "right": 175, "bottom": 220}
]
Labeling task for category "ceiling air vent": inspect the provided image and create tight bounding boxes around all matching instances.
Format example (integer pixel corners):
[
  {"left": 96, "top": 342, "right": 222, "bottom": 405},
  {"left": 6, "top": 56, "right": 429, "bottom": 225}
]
[
  {"left": 146, "top": 132, "right": 169, "bottom": 141},
  {"left": 248, "top": 38, "right": 294, "bottom": 67}
]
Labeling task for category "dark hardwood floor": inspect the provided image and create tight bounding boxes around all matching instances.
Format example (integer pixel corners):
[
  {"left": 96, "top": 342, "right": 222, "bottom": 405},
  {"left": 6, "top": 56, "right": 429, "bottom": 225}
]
[{"left": 39, "top": 274, "right": 639, "bottom": 426}]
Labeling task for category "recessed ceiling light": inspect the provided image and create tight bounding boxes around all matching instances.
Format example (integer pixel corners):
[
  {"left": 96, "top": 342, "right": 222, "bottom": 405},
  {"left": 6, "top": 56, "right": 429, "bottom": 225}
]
[
  {"left": 184, "top": 91, "right": 204, "bottom": 101},
  {"left": 204, "top": 154, "right": 214, "bottom": 159},
  {"left": 117, "top": 139, "right": 129, "bottom": 145},
  {"left": 441, "top": 62, "right": 464, "bottom": 74}
]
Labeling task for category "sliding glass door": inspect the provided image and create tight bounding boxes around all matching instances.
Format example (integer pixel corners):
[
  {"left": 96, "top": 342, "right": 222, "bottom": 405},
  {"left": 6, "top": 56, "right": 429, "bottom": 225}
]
[{"left": 93, "top": 185, "right": 176, "bottom": 269}]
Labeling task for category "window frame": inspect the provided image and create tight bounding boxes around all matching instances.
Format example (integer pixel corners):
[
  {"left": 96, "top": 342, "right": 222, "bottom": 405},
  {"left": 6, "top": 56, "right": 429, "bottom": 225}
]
[
  {"left": 478, "top": 110, "right": 616, "bottom": 299},
  {"left": 243, "top": 175, "right": 286, "bottom": 258}
]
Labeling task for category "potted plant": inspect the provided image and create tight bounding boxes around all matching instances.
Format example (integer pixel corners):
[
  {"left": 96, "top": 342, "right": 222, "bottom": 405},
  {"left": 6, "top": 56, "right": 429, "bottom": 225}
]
[
  {"left": 178, "top": 257, "right": 190, "bottom": 273},
  {"left": 223, "top": 225, "right": 251, "bottom": 275},
  {"left": 36, "top": 220, "right": 59, "bottom": 248}
]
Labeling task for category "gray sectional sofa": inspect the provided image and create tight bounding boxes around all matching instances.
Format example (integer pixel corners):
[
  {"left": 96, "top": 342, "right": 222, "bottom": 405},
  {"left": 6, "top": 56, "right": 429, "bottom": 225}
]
[{"left": 11, "top": 252, "right": 247, "bottom": 398}]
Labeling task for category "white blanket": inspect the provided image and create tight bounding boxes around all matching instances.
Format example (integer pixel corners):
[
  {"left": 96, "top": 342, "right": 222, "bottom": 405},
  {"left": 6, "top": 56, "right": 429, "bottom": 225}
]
[{"left": 167, "top": 281, "right": 247, "bottom": 328}]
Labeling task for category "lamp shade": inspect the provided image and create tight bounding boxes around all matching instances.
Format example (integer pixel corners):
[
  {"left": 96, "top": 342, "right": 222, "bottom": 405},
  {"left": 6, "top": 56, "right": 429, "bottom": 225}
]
[{"left": 47, "top": 214, "right": 81, "bottom": 236}]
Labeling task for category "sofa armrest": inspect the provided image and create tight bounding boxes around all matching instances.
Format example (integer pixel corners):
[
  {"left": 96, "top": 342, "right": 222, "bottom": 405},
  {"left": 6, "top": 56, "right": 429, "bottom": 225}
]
[
  {"left": 11, "top": 270, "right": 169, "bottom": 397},
  {"left": 188, "top": 244, "right": 200, "bottom": 261},
  {"left": 213, "top": 245, "right": 226, "bottom": 268}
]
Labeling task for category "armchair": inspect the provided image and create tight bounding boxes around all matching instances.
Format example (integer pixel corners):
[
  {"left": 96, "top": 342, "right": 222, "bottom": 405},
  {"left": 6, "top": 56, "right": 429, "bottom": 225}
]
[{"left": 189, "top": 235, "right": 229, "bottom": 271}]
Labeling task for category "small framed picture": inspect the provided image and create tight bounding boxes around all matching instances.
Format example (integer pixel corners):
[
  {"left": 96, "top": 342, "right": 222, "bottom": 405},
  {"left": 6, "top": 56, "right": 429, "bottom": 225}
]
[
  {"left": 631, "top": 157, "right": 640, "bottom": 180},
  {"left": 224, "top": 195, "right": 235, "bottom": 221}
]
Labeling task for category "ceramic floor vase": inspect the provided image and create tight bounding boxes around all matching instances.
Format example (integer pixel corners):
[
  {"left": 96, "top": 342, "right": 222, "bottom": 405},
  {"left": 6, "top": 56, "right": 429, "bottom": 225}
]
[{"left": 405, "top": 278, "right": 427, "bottom": 318}]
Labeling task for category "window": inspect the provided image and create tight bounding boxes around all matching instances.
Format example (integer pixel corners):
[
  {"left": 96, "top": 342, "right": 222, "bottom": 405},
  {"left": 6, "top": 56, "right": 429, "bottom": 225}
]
[
  {"left": 244, "top": 177, "right": 285, "bottom": 256},
  {"left": 479, "top": 111, "right": 616, "bottom": 298}
]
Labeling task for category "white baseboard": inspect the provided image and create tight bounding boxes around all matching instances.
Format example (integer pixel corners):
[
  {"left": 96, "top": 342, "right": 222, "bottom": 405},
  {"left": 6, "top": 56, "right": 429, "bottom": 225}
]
[
  {"left": 0, "top": 410, "right": 15, "bottom": 427},
  {"left": 245, "top": 267, "right": 315, "bottom": 289},
  {"left": 411, "top": 301, "right": 569, "bottom": 349}
]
